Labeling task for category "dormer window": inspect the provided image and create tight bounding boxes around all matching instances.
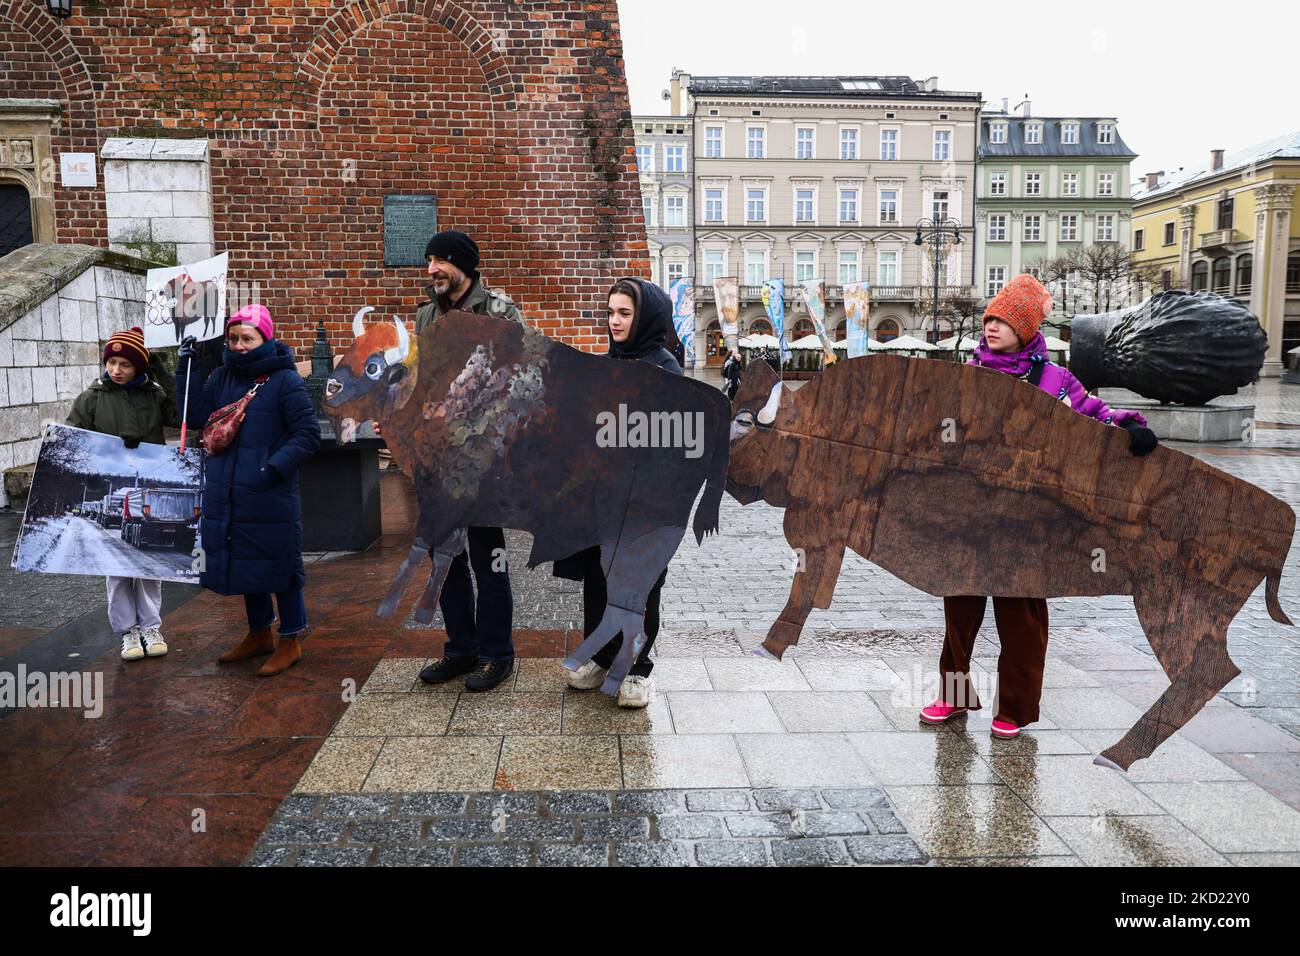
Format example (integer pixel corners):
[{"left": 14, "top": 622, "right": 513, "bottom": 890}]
[
  {"left": 1061, "top": 123, "right": 1078, "bottom": 145},
  {"left": 990, "top": 123, "right": 1007, "bottom": 144},
  {"left": 1025, "top": 123, "right": 1042, "bottom": 145},
  {"left": 1098, "top": 123, "right": 1115, "bottom": 144}
]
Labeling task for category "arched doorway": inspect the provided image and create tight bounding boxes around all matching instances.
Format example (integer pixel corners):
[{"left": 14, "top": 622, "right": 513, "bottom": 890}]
[
  {"left": 705, "top": 320, "right": 726, "bottom": 365},
  {"left": 747, "top": 318, "right": 773, "bottom": 336},
  {"left": 0, "top": 183, "right": 34, "bottom": 259},
  {"left": 834, "top": 319, "right": 847, "bottom": 341},
  {"left": 875, "top": 318, "right": 900, "bottom": 342},
  {"left": 791, "top": 318, "right": 814, "bottom": 340}
]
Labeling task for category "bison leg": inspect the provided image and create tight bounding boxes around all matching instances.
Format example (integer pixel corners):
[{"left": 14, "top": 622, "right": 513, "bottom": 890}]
[
  {"left": 761, "top": 540, "right": 846, "bottom": 660},
  {"left": 377, "top": 537, "right": 431, "bottom": 619},
  {"left": 411, "top": 529, "right": 469, "bottom": 625},
  {"left": 563, "top": 525, "right": 684, "bottom": 696},
  {"left": 1096, "top": 594, "right": 1239, "bottom": 771}
]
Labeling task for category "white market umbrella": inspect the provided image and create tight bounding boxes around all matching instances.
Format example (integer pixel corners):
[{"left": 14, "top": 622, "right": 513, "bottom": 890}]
[
  {"left": 744, "top": 333, "right": 780, "bottom": 348},
  {"left": 935, "top": 334, "right": 980, "bottom": 351},
  {"left": 788, "top": 334, "right": 825, "bottom": 350},
  {"left": 873, "top": 335, "right": 937, "bottom": 352},
  {"left": 1043, "top": 335, "right": 1071, "bottom": 351}
]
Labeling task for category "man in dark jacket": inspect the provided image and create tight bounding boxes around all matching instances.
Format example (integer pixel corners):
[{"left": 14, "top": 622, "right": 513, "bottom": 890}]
[{"left": 410, "top": 230, "right": 522, "bottom": 692}]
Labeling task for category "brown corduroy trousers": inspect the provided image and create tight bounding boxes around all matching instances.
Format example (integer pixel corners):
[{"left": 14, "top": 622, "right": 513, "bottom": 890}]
[{"left": 939, "top": 596, "right": 1050, "bottom": 726}]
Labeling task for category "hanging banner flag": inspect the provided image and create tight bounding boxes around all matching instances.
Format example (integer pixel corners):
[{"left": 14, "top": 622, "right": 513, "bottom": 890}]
[
  {"left": 798, "top": 279, "right": 837, "bottom": 365},
  {"left": 842, "top": 281, "right": 872, "bottom": 359},
  {"left": 761, "top": 277, "right": 790, "bottom": 366},
  {"left": 669, "top": 276, "right": 696, "bottom": 369},
  {"left": 713, "top": 276, "right": 740, "bottom": 355},
  {"left": 143, "top": 252, "right": 229, "bottom": 350}
]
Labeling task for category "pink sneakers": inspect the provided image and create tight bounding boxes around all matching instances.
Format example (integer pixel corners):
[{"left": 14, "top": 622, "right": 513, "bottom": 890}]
[
  {"left": 991, "top": 718, "right": 1020, "bottom": 738},
  {"left": 918, "top": 699, "right": 968, "bottom": 724}
]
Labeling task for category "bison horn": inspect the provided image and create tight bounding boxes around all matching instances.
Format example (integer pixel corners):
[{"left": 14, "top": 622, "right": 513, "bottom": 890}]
[
  {"left": 756, "top": 381, "right": 783, "bottom": 425},
  {"left": 352, "top": 305, "right": 374, "bottom": 340},
  {"left": 384, "top": 316, "right": 410, "bottom": 365}
]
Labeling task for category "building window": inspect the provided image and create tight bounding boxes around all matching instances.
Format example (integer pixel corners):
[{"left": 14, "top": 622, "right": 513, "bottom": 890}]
[
  {"left": 641, "top": 194, "right": 655, "bottom": 227},
  {"left": 704, "top": 187, "right": 724, "bottom": 223},
  {"left": 880, "top": 128, "right": 898, "bottom": 160},
  {"left": 1218, "top": 196, "right": 1235, "bottom": 230},
  {"left": 666, "top": 260, "right": 686, "bottom": 286},
  {"left": 636, "top": 145, "right": 653, "bottom": 174},
  {"left": 796, "top": 127, "right": 815, "bottom": 160},
  {"left": 1025, "top": 265, "right": 1042, "bottom": 281},
  {"left": 1062, "top": 172, "right": 1079, "bottom": 196},
  {"left": 795, "top": 188, "right": 815, "bottom": 223},
  {"left": 878, "top": 250, "right": 899, "bottom": 287},
  {"left": 664, "top": 145, "right": 685, "bottom": 172},
  {"left": 1097, "top": 172, "right": 1114, "bottom": 197},
  {"left": 703, "top": 249, "right": 725, "bottom": 283},
  {"left": 746, "top": 127, "right": 766, "bottom": 159},
  {"left": 1134, "top": 228, "right": 1144, "bottom": 251},
  {"left": 1211, "top": 256, "right": 1232, "bottom": 294},
  {"left": 1023, "top": 214, "right": 1042, "bottom": 242},
  {"left": 989, "top": 124, "right": 1007, "bottom": 144},
  {"left": 704, "top": 125, "right": 723, "bottom": 159},
  {"left": 1163, "top": 222, "right": 1176, "bottom": 245},
  {"left": 1025, "top": 124, "right": 1042, "bottom": 145},
  {"left": 1062, "top": 123, "right": 1078, "bottom": 145},
  {"left": 840, "top": 127, "right": 859, "bottom": 160},
  {"left": 839, "top": 188, "right": 859, "bottom": 223},
  {"left": 1060, "top": 214, "right": 1079, "bottom": 241},
  {"left": 745, "top": 187, "right": 766, "bottom": 222},
  {"left": 795, "top": 250, "right": 816, "bottom": 283},
  {"left": 1098, "top": 123, "right": 1114, "bottom": 144},
  {"left": 745, "top": 248, "right": 766, "bottom": 286},
  {"left": 1025, "top": 171, "right": 1041, "bottom": 195},
  {"left": 933, "top": 129, "right": 951, "bottom": 161},
  {"left": 987, "top": 266, "right": 1007, "bottom": 297},
  {"left": 990, "top": 171, "right": 1007, "bottom": 196},
  {"left": 839, "top": 249, "right": 859, "bottom": 285},
  {"left": 987, "top": 214, "right": 1008, "bottom": 241},
  {"left": 931, "top": 190, "right": 949, "bottom": 220},
  {"left": 1236, "top": 254, "right": 1253, "bottom": 294},
  {"left": 1191, "top": 260, "right": 1209, "bottom": 291},
  {"left": 665, "top": 194, "right": 685, "bottom": 228},
  {"left": 878, "top": 188, "right": 899, "bottom": 224},
  {"left": 1096, "top": 213, "right": 1115, "bottom": 241}
]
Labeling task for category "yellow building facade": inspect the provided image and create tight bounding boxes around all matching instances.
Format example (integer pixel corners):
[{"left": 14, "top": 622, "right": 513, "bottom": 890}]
[{"left": 1131, "top": 133, "right": 1299, "bottom": 374}]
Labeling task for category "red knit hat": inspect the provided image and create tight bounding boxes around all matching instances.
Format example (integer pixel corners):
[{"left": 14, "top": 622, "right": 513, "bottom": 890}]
[
  {"left": 984, "top": 273, "right": 1053, "bottom": 347},
  {"left": 103, "top": 326, "right": 149, "bottom": 374}
]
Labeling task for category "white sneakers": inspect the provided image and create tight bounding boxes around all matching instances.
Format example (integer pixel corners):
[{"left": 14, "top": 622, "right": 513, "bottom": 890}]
[
  {"left": 120, "top": 628, "right": 145, "bottom": 661},
  {"left": 141, "top": 626, "right": 168, "bottom": 657},
  {"left": 121, "top": 626, "right": 167, "bottom": 661},
  {"left": 616, "top": 675, "right": 653, "bottom": 709},
  {"left": 565, "top": 661, "right": 654, "bottom": 709},
  {"left": 565, "top": 660, "right": 608, "bottom": 690}
]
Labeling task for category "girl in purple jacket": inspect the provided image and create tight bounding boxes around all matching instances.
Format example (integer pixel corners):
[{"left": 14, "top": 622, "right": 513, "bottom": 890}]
[{"left": 919, "top": 273, "right": 1158, "bottom": 738}]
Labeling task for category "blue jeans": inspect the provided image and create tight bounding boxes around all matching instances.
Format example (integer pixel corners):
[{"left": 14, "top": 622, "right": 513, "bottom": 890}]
[
  {"left": 244, "top": 580, "right": 308, "bottom": 638},
  {"left": 440, "top": 526, "right": 514, "bottom": 662}
]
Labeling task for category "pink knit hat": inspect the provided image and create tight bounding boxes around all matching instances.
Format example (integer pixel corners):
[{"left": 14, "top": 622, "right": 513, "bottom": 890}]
[{"left": 226, "top": 303, "right": 274, "bottom": 341}]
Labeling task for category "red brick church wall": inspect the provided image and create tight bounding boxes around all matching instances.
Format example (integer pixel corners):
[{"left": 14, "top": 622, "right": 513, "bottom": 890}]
[{"left": 0, "top": 0, "right": 648, "bottom": 351}]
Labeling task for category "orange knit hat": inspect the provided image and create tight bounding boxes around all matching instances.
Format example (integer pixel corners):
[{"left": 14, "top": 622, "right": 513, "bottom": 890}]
[
  {"left": 984, "top": 274, "right": 1053, "bottom": 347},
  {"left": 103, "top": 326, "right": 149, "bottom": 374}
]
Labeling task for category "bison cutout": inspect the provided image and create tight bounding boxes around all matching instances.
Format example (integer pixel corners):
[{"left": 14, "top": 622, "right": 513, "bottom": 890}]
[
  {"left": 324, "top": 309, "right": 731, "bottom": 692},
  {"left": 726, "top": 355, "right": 1295, "bottom": 770}
]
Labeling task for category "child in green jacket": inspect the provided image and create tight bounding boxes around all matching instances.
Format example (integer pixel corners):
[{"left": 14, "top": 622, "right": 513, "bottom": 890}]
[{"left": 67, "top": 326, "right": 181, "bottom": 661}]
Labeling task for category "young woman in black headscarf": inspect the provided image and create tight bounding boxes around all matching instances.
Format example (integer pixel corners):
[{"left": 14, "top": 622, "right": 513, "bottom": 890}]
[{"left": 553, "top": 277, "right": 681, "bottom": 708}]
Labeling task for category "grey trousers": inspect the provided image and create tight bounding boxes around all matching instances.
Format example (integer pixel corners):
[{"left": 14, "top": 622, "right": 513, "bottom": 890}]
[{"left": 106, "top": 576, "right": 163, "bottom": 635}]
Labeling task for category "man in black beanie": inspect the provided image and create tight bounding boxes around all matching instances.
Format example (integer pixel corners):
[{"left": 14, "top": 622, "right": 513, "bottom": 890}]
[
  {"left": 414, "top": 229, "right": 523, "bottom": 333},
  {"left": 411, "top": 229, "right": 523, "bottom": 692}
]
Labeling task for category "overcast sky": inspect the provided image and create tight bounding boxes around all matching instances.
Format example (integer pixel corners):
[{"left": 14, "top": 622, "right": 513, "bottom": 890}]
[{"left": 617, "top": 0, "right": 1299, "bottom": 183}]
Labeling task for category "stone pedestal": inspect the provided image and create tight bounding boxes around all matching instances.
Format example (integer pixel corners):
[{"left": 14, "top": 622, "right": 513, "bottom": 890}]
[
  {"left": 299, "top": 421, "right": 384, "bottom": 551},
  {"left": 1106, "top": 398, "right": 1254, "bottom": 443}
]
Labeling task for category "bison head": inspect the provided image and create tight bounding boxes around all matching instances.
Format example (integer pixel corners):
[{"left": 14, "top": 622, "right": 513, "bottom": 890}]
[
  {"left": 724, "top": 358, "right": 796, "bottom": 508},
  {"left": 324, "top": 306, "right": 416, "bottom": 444}
]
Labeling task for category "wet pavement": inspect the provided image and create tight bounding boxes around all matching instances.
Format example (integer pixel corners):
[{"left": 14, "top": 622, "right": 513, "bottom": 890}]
[{"left": 2, "top": 378, "right": 1299, "bottom": 865}]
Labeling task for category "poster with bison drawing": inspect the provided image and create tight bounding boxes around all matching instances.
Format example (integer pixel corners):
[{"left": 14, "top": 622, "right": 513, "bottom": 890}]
[
  {"left": 11, "top": 425, "right": 204, "bottom": 583},
  {"left": 143, "top": 252, "right": 228, "bottom": 350}
]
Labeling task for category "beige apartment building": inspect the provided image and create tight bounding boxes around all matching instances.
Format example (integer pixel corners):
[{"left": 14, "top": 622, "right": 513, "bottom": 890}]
[{"left": 670, "top": 72, "right": 981, "bottom": 363}]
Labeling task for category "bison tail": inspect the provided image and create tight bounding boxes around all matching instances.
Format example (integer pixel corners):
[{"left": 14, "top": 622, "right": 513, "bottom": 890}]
[
  {"left": 1266, "top": 567, "right": 1293, "bottom": 626},
  {"left": 691, "top": 408, "right": 730, "bottom": 545}
]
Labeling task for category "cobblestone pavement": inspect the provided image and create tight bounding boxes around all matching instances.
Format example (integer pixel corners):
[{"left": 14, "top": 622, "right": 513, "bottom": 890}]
[{"left": 247, "top": 787, "right": 924, "bottom": 867}]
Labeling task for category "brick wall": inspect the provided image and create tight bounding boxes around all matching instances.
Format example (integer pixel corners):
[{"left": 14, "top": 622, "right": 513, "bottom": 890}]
[{"left": 0, "top": 0, "right": 648, "bottom": 353}]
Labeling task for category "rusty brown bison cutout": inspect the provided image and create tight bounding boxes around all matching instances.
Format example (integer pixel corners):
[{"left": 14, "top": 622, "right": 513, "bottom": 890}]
[
  {"left": 325, "top": 310, "right": 731, "bottom": 692},
  {"left": 726, "top": 356, "right": 1295, "bottom": 770}
]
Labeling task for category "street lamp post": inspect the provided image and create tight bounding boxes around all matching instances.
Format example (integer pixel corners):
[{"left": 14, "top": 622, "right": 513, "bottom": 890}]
[{"left": 913, "top": 217, "right": 962, "bottom": 345}]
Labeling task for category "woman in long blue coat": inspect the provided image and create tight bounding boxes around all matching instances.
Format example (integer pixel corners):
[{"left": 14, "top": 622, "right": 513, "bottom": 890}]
[{"left": 177, "top": 304, "right": 320, "bottom": 675}]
